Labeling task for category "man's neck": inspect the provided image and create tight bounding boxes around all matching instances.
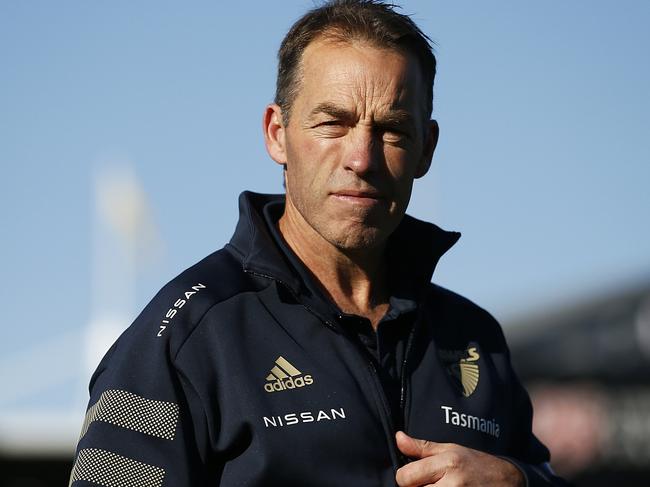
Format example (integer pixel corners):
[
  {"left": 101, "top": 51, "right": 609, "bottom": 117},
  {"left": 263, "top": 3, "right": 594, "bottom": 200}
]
[{"left": 278, "top": 204, "right": 390, "bottom": 329}]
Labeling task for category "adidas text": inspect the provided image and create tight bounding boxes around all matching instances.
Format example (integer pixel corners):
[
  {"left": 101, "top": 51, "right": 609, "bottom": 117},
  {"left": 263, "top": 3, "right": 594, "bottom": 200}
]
[{"left": 264, "top": 375, "right": 313, "bottom": 393}]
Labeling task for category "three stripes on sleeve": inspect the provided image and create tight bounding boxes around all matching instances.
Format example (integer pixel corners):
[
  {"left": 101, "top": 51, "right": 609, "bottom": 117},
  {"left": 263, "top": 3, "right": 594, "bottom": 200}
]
[{"left": 69, "top": 389, "right": 179, "bottom": 487}]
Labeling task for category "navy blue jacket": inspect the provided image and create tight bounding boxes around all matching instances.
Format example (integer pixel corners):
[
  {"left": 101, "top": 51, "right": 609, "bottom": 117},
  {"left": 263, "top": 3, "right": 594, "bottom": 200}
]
[{"left": 69, "top": 192, "right": 568, "bottom": 486}]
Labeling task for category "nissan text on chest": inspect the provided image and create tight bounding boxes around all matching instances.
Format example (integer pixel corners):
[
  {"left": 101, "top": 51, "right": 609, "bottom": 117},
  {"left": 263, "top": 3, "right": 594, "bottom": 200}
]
[{"left": 69, "top": 1, "right": 569, "bottom": 486}]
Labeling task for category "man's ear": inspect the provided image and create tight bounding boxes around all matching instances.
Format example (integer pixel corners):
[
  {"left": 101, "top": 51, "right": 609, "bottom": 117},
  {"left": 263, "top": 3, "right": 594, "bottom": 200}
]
[
  {"left": 263, "top": 103, "right": 288, "bottom": 165},
  {"left": 415, "top": 119, "right": 439, "bottom": 179}
]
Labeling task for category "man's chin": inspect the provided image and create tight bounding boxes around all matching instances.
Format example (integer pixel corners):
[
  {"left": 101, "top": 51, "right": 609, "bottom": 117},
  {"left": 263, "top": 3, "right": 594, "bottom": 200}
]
[{"left": 327, "top": 226, "right": 390, "bottom": 252}]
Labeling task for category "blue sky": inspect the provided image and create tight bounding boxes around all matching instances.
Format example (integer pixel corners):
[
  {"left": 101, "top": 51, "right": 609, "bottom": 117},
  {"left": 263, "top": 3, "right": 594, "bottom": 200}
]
[{"left": 1, "top": 1, "right": 649, "bottom": 418}]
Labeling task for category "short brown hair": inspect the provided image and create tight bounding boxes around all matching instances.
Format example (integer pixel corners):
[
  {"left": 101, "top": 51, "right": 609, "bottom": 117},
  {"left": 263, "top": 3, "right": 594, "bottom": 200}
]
[{"left": 275, "top": 0, "right": 436, "bottom": 125}]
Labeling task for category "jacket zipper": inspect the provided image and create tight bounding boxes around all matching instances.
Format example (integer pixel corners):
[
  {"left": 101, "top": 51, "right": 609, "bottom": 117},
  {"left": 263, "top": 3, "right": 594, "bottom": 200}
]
[
  {"left": 400, "top": 318, "right": 418, "bottom": 432},
  {"left": 337, "top": 314, "right": 406, "bottom": 470}
]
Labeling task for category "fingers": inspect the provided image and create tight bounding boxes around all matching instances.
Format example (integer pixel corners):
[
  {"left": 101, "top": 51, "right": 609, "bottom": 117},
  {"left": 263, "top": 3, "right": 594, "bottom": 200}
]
[
  {"left": 395, "top": 432, "right": 448, "bottom": 486},
  {"left": 395, "top": 431, "right": 446, "bottom": 459},
  {"left": 395, "top": 435, "right": 527, "bottom": 487},
  {"left": 395, "top": 455, "right": 445, "bottom": 486}
]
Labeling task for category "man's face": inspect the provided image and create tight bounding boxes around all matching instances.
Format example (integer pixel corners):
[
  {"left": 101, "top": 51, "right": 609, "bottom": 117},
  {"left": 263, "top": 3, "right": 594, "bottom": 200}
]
[{"left": 267, "top": 38, "right": 437, "bottom": 251}]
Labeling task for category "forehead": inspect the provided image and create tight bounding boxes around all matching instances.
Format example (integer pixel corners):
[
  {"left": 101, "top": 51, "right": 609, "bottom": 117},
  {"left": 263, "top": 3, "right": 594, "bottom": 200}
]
[{"left": 296, "top": 37, "right": 426, "bottom": 117}]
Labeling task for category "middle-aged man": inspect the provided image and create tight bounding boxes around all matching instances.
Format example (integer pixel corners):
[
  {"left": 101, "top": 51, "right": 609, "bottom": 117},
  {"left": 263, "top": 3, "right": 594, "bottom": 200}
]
[{"left": 69, "top": 1, "right": 570, "bottom": 486}]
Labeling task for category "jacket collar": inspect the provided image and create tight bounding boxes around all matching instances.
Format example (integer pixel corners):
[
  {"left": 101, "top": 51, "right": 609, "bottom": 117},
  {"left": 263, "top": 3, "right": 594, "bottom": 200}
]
[{"left": 227, "top": 191, "right": 460, "bottom": 300}]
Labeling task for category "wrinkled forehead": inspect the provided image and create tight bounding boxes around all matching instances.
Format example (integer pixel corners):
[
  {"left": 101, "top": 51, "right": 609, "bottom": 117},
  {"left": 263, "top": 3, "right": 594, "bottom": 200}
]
[{"left": 297, "top": 37, "right": 428, "bottom": 120}]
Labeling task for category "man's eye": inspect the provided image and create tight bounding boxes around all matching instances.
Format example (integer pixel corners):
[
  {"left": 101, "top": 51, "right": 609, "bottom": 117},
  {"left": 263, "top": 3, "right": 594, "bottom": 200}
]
[
  {"left": 314, "top": 120, "right": 347, "bottom": 137},
  {"left": 382, "top": 128, "right": 409, "bottom": 142}
]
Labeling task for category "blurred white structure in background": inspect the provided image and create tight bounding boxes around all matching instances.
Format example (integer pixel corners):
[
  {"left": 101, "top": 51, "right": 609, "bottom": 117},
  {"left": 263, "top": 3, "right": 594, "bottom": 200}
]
[
  {"left": 85, "top": 163, "right": 162, "bottom": 386},
  {"left": 0, "top": 161, "right": 163, "bottom": 457}
]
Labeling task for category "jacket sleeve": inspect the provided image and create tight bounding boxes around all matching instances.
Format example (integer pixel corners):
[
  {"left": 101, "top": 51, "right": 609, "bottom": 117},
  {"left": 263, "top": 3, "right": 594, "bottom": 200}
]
[
  {"left": 68, "top": 312, "right": 215, "bottom": 487},
  {"left": 499, "top": 348, "right": 573, "bottom": 487}
]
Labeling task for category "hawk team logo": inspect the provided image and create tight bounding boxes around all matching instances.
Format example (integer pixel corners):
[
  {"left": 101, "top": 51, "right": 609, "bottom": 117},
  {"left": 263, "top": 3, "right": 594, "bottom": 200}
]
[
  {"left": 439, "top": 347, "right": 481, "bottom": 397},
  {"left": 264, "top": 356, "right": 314, "bottom": 393}
]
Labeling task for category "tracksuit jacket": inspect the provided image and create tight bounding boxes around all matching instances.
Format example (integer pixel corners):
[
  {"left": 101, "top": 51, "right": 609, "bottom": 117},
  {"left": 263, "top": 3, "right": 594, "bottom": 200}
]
[{"left": 70, "top": 191, "right": 569, "bottom": 487}]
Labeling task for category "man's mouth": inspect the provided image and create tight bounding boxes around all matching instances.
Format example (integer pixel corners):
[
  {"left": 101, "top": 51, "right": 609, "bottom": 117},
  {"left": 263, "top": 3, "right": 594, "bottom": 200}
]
[{"left": 330, "top": 189, "right": 383, "bottom": 206}]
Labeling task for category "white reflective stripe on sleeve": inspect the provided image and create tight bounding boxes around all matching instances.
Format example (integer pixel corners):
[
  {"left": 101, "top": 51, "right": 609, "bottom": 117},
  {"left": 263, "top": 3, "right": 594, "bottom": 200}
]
[
  {"left": 69, "top": 448, "right": 165, "bottom": 487},
  {"left": 541, "top": 462, "right": 556, "bottom": 475},
  {"left": 530, "top": 462, "right": 557, "bottom": 481},
  {"left": 79, "top": 389, "right": 179, "bottom": 441}
]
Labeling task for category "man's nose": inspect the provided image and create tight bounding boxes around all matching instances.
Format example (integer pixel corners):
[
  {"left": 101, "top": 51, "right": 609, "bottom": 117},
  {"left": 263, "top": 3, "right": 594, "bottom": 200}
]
[{"left": 343, "top": 128, "right": 382, "bottom": 175}]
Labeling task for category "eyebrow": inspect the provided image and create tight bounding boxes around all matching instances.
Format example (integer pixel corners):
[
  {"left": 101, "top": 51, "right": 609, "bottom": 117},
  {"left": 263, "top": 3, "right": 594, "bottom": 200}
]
[
  {"left": 377, "top": 110, "right": 415, "bottom": 128},
  {"left": 308, "top": 102, "right": 416, "bottom": 129},
  {"left": 308, "top": 102, "right": 355, "bottom": 121}
]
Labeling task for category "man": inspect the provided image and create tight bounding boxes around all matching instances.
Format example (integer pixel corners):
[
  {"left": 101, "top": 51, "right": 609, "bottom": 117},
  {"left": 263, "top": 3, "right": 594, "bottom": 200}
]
[{"left": 70, "top": 1, "right": 568, "bottom": 486}]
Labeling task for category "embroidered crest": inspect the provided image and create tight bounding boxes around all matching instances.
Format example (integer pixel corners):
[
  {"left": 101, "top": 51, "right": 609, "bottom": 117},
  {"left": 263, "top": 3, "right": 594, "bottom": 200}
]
[{"left": 439, "top": 347, "right": 480, "bottom": 397}]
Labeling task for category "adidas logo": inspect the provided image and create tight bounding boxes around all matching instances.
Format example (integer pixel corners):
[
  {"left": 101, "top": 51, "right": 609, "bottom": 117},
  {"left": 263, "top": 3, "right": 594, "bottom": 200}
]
[{"left": 264, "top": 356, "right": 314, "bottom": 393}]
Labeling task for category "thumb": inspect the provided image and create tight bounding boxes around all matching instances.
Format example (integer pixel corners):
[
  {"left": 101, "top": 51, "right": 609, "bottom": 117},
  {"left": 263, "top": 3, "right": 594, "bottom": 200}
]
[{"left": 395, "top": 431, "right": 443, "bottom": 459}]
